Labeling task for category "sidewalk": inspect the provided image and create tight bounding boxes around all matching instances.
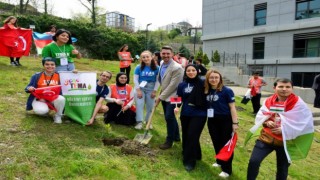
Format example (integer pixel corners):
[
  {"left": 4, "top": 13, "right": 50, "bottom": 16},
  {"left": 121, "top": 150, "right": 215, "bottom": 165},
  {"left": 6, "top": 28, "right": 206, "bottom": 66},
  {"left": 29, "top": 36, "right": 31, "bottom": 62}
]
[{"left": 230, "top": 86, "right": 320, "bottom": 129}]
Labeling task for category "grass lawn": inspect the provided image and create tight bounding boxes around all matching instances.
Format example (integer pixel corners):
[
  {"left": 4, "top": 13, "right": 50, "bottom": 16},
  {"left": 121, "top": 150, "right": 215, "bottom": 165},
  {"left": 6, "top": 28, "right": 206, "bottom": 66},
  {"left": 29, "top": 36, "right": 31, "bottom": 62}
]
[{"left": 0, "top": 56, "right": 319, "bottom": 179}]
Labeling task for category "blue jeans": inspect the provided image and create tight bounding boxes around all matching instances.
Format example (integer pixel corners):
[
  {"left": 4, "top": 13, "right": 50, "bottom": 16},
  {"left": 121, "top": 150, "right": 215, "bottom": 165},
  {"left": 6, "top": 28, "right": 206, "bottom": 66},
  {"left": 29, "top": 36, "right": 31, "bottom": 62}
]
[
  {"left": 56, "top": 63, "right": 75, "bottom": 72},
  {"left": 247, "top": 140, "right": 290, "bottom": 180},
  {"left": 161, "top": 101, "right": 180, "bottom": 143},
  {"left": 135, "top": 82, "right": 155, "bottom": 123}
]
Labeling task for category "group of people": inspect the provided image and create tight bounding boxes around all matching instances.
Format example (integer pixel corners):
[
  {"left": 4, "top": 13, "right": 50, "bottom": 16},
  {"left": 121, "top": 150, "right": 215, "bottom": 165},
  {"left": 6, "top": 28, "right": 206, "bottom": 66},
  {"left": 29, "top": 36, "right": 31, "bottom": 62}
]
[{"left": 20, "top": 23, "right": 314, "bottom": 178}]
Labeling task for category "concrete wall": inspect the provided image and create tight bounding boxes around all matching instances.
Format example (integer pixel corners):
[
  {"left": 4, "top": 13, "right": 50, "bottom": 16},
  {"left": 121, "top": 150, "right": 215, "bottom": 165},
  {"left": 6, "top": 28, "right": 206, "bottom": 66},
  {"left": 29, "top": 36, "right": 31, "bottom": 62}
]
[{"left": 211, "top": 66, "right": 315, "bottom": 104}]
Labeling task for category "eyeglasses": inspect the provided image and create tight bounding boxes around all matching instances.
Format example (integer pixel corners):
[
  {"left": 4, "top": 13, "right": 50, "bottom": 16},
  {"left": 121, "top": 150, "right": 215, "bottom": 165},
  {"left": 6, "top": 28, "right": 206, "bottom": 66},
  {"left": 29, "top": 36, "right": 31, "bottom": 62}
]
[{"left": 101, "top": 74, "right": 111, "bottom": 79}]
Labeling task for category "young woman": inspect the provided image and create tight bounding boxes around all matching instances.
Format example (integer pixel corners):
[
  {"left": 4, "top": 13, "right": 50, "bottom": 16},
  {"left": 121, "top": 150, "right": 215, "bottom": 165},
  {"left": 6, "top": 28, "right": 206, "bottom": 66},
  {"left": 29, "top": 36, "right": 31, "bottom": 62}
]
[
  {"left": 3, "top": 16, "right": 21, "bottom": 66},
  {"left": 204, "top": 69, "right": 238, "bottom": 178},
  {"left": 42, "top": 29, "right": 81, "bottom": 72},
  {"left": 25, "top": 58, "right": 65, "bottom": 124},
  {"left": 118, "top": 44, "right": 133, "bottom": 84},
  {"left": 174, "top": 64, "right": 207, "bottom": 172},
  {"left": 104, "top": 72, "right": 136, "bottom": 125},
  {"left": 133, "top": 50, "right": 159, "bottom": 129}
]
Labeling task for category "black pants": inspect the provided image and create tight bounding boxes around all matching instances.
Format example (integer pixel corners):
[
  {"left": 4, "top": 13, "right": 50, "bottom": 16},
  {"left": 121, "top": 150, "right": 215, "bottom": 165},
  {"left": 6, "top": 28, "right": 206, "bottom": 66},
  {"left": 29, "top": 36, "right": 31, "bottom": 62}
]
[
  {"left": 251, "top": 93, "right": 261, "bottom": 113},
  {"left": 314, "top": 89, "right": 320, "bottom": 108},
  {"left": 104, "top": 103, "right": 135, "bottom": 126},
  {"left": 120, "top": 66, "right": 131, "bottom": 84},
  {"left": 10, "top": 57, "right": 20, "bottom": 63},
  {"left": 208, "top": 115, "right": 233, "bottom": 175},
  {"left": 180, "top": 116, "right": 207, "bottom": 166}
]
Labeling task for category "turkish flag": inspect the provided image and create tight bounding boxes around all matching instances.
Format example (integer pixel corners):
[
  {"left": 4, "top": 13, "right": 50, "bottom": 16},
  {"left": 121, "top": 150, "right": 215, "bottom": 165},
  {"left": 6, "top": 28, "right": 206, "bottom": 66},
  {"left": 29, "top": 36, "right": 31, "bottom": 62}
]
[
  {"left": 31, "top": 85, "right": 61, "bottom": 112},
  {"left": 170, "top": 97, "right": 182, "bottom": 104},
  {"left": 0, "top": 27, "right": 32, "bottom": 57},
  {"left": 215, "top": 132, "right": 238, "bottom": 161}
]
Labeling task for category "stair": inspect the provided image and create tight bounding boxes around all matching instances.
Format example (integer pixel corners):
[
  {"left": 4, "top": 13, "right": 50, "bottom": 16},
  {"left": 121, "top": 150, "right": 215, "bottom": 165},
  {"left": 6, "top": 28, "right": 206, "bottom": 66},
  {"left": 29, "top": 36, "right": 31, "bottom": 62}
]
[{"left": 223, "top": 78, "right": 239, "bottom": 86}]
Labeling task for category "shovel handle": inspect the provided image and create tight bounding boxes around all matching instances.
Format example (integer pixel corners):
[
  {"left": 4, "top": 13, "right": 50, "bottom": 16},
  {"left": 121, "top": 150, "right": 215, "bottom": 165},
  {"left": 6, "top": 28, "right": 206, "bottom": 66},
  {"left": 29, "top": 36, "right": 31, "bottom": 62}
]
[{"left": 145, "top": 105, "right": 156, "bottom": 130}]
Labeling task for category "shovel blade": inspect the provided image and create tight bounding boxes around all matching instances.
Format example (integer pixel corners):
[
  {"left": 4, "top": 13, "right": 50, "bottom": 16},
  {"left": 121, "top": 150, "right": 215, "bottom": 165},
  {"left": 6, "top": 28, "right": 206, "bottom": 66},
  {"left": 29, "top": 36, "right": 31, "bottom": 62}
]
[{"left": 133, "top": 133, "right": 153, "bottom": 145}]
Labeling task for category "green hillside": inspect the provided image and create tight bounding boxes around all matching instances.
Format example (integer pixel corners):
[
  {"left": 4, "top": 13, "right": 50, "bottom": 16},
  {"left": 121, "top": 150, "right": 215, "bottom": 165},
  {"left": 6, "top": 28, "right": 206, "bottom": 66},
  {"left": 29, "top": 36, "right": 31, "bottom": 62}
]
[{"left": 0, "top": 56, "right": 319, "bottom": 179}]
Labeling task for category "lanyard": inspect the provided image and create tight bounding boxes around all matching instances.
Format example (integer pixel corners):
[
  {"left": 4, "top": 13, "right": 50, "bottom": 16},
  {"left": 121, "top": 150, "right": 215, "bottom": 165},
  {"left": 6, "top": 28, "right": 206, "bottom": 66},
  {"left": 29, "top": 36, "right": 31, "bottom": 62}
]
[
  {"left": 55, "top": 43, "right": 66, "bottom": 55},
  {"left": 44, "top": 73, "right": 54, "bottom": 86}
]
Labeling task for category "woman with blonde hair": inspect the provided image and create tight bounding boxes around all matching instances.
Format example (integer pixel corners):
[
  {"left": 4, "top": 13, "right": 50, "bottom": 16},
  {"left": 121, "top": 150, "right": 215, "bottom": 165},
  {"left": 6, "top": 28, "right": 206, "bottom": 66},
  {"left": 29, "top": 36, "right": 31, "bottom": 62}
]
[{"left": 204, "top": 69, "right": 238, "bottom": 178}]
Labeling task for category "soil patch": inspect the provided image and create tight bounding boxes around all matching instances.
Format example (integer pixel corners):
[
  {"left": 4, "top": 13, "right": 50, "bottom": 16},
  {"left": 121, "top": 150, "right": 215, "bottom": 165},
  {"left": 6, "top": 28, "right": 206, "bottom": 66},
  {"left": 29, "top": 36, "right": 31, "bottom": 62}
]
[
  {"left": 102, "top": 137, "right": 158, "bottom": 157},
  {"left": 236, "top": 106, "right": 246, "bottom": 111}
]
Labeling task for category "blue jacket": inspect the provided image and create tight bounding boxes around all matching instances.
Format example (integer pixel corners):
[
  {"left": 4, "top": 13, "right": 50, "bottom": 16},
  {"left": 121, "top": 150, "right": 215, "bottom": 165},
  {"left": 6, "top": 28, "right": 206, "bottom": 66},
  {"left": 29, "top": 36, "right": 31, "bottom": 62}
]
[{"left": 25, "top": 72, "right": 60, "bottom": 110}]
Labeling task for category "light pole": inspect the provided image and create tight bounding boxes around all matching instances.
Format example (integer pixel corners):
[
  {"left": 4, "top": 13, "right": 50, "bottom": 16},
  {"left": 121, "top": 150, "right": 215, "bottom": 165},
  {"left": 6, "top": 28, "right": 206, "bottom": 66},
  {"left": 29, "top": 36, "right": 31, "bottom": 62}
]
[{"left": 146, "top": 23, "right": 152, "bottom": 50}]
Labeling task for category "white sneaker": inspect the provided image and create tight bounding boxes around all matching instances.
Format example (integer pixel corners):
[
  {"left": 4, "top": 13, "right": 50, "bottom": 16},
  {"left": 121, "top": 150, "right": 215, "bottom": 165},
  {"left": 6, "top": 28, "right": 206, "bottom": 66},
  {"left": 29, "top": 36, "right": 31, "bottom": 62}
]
[
  {"left": 53, "top": 115, "right": 62, "bottom": 124},
  {"left": 134, "top": 122, "right": 143, "bottom": 130},
  {"left": 212, "top": 163, "right": 221, "bottom": 167},
  {"left": 219, "top": 172, "right": 229, "bottom": 178}
]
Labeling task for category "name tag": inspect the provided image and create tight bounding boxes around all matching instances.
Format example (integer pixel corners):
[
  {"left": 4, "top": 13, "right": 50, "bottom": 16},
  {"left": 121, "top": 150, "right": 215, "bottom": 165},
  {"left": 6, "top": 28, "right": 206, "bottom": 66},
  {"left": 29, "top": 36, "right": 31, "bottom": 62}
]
[
  {"left": 139, "top": 81, "right": 147, "bottom": 88},
  {"left": 60, "top": 57, "right": 68, "bottom": 66},
  {"left": 207, "top": 108, "right": 214, "bottom": 118},
  {"left": 270, "top": 105, "right": 285, "bottom": 113}
]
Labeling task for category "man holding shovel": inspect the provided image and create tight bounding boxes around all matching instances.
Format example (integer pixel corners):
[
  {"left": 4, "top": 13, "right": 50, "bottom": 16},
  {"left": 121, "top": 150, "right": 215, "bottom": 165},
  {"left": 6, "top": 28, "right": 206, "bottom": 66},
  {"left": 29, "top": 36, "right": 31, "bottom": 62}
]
[{"left": 155, "top": 46, "right": 184, "bottom": 150}]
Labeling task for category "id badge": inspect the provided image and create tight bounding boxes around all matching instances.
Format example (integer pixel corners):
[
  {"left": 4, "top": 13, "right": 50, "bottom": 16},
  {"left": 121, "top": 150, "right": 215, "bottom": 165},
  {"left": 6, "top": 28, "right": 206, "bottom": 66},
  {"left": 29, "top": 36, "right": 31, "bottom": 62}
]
[
  {"left": 139, "top": 81, "right": 147, "bottom": 88},
  {"left": 207, "top": 108, "right": 214, "bottom": 118},
  {"left": 60, "top": 57, "right": 68, "bottom": 66}
]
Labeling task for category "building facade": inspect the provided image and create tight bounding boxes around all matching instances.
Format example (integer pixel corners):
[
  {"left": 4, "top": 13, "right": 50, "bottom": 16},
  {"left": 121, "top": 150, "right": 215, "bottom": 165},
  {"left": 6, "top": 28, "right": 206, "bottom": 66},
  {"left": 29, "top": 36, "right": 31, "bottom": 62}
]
[
  {"left": 106, "top": 11, "right": 135, "bottom": 32},
  {"left": 202, "top": 0, "right": 320, "bottom": 87}
]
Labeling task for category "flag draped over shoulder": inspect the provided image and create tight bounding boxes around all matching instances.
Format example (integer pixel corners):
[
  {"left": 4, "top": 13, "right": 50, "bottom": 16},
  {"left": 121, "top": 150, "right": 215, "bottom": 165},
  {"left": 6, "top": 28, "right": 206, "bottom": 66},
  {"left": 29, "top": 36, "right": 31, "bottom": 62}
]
[
  {"left": 32, "top": 32, "right": 78, "bottom": 55},
  {"left": 245, "top": 93, "right": 314, "bottom": 163},
  {"left": 0, "top": 28, "right": 32, "bottom": 57}
]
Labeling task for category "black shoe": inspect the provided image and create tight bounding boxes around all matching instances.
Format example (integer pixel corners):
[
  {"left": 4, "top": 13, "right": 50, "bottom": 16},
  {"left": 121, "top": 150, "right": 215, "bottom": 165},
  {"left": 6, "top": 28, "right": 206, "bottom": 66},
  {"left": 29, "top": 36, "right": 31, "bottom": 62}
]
[
  {"left": 16, "top": 62, "right": 22, "bottom": 66},
  {"left": 159, "top": 141, "right": 173, "bottom": 150},
  {"left": 184, "top": 164, "right": 195, "bottom": 172}
]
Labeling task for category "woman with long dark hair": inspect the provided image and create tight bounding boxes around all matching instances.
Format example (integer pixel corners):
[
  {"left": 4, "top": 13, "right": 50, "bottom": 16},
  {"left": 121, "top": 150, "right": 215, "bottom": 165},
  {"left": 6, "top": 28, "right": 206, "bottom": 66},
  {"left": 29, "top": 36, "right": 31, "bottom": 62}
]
[{"left": 118, "top": 44, "right": 134, "bottom": 84}]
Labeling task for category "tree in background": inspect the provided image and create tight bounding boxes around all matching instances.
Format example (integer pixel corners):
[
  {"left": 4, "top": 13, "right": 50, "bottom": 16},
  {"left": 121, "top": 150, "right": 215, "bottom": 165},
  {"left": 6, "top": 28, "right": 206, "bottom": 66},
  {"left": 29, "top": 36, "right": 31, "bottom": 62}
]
[
  {"left": 179, "top": 44, "right": 191, "bottom": 58},
  {"left": 195, "top": 47, "right": 209, "bottom": 66},
  {"left": 78, "top": 0, "right": 97, "bottom": 25},
  {"left": 212, "top": 50, "right": 220, "bottom": 62},
  {"left": 168, "top": 28, "right": 181, "bottom": 40}
]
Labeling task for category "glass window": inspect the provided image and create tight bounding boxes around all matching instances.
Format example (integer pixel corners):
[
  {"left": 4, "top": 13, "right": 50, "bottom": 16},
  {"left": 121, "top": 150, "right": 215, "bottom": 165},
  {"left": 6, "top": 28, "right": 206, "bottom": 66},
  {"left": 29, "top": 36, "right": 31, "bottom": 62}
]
[
  {"left": 255, "top": 9, "right": 267, "bottom": 26},
  {"left": 296, "top": 0, "right": 320, "bottom": 20},
  {"left": 253, "top": 41, "right": 265, "bottom": 59},
  {"left": 293, "top": 38, "right": 320, "bottom": 58}
]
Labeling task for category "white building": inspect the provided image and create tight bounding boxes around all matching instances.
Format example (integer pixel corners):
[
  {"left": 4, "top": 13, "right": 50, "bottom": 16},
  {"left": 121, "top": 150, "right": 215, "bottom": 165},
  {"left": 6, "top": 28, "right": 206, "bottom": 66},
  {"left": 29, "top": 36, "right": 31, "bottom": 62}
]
[
  {"left": 106, "top": 11, "right": 135, "bottom": 32},
  {"left": 202, "top": 0, "right": 320, "bottom": 87}
]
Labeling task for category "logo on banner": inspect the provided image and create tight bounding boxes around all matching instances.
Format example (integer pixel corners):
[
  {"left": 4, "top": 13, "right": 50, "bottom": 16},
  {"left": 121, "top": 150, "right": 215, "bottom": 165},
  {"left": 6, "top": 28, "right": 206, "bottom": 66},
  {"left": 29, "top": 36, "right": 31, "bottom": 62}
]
[{"left": 64, "top": 79, "right": 92, "bottom": 91}]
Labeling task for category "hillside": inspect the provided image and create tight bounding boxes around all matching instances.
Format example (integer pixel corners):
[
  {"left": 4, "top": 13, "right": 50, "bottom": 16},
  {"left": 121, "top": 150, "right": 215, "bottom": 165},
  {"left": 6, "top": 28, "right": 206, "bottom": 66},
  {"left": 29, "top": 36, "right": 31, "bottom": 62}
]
[{"left": 0, "top": 56, "right": 319, "bottom": 179}]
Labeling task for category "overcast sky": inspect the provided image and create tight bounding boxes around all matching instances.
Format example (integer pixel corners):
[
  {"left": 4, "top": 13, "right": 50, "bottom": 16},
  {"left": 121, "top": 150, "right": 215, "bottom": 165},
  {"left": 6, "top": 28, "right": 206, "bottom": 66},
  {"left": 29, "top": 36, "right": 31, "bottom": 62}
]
[{"left": 48, "top": 0, "right": 202, "bottom": 30}]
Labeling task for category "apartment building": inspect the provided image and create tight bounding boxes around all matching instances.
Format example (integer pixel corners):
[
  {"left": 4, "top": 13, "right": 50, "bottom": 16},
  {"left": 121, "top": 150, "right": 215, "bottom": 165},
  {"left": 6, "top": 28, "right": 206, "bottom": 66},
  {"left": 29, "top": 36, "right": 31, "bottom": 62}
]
[
  {"left": 202, "top": 0, "right": 320, "bottom": 87},
  {"left": 106, "top": 11, "right": 135, "bottom": 32}
]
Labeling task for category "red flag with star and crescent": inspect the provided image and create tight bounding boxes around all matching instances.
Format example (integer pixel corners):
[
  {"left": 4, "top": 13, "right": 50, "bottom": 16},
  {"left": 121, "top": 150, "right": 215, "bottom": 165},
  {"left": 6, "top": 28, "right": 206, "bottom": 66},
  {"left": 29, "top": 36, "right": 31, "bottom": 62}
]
[{"left": 0, "top": 27, "right": 32, "bottom": 57}]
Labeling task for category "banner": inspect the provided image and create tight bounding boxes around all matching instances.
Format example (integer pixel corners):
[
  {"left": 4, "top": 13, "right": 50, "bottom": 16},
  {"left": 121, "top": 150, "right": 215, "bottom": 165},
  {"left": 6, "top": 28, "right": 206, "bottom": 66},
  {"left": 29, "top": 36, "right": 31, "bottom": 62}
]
[
  {"left": 60, "top": 72, "right": 96, "bottom": 125},
  {"left": 0, "top": 28, "right": 32, "bottom": 57},
  {"left": 33, "top": 32, "right": 78, "bottom": 55}
]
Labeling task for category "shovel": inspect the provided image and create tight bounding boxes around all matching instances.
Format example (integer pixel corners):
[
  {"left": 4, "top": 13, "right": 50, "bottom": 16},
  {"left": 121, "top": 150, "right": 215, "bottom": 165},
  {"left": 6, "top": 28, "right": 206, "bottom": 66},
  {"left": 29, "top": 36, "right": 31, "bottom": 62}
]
[{"left": 133, "top": 105, "right": 156, "bottom": 145}]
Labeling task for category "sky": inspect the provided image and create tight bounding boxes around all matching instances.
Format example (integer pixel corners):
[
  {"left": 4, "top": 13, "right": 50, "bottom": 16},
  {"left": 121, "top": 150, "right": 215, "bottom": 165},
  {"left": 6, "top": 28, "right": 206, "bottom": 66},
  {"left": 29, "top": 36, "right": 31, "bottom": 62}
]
[{"left": 49, "top": 0, "right": 202, "bottom": 30}]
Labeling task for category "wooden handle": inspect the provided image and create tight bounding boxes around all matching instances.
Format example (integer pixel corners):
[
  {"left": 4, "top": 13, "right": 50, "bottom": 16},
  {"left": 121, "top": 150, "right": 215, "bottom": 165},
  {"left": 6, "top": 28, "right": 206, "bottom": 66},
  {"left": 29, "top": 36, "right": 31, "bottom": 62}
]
[{"left": 145, "top": 106, "right": 156, "bottom": 130}]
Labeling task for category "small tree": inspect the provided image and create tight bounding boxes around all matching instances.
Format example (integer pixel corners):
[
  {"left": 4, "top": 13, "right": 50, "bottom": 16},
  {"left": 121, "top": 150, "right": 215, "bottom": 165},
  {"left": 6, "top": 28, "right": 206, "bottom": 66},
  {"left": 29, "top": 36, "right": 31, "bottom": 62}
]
[
  {"left": 179, "top": 44, "right": 190, "bottom": 58},
  {"left": 202, "top": 53, "right": 210, "bottom": 66},
  {"left": 213, "top": 50, "right": 220, "bottom": 62}
]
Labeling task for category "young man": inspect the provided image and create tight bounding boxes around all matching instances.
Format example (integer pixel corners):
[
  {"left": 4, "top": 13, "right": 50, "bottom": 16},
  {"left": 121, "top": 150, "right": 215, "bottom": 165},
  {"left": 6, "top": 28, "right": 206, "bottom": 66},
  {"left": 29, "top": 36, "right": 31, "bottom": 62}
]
[
  {"left": 86, "top": 71, "right": 112, "bottom": 125},
  {"left": 312, "top": 73, "right": 320, "bottom": 108},
  {"left": 155, "top": 46, "right": 184, "bottom": 150},
  {"left": 247, "top": 72, "right": 267, "bottom": 114},
  {"left": 247, "top": 78, "right": 314, "bottom": 180}
]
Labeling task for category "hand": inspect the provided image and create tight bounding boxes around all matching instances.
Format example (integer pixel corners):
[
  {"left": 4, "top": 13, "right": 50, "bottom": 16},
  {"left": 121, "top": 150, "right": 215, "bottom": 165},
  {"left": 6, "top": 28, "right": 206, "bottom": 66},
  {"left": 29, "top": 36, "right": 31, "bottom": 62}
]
[
  {"left": 151, "top": 91, "right": 156, "bottom": 98},
  {"left": 86, "top": 118, "right": 94, "bottom": 125},
  {"left": 72, "top": 49, "right": 79, "bottom": 55},
  {"left": 122, "top": 105, "right": 129, "bottom": 112},
  {"left": 174, "top": 107, "right": 180, "bottom": 114},
  {"left": 137, "top": 89, "right": 142, "bottom": 99},
  {"left": 72, "top": 69, "right": 78, "bottom": 74},
  {"left": 271, "top": 127, "right": 282, "bottom": 135},
  {"left": 28, "top": 86, "right": 35, "bottom": 92},
  {"left": 264, "top": 121, "right": 276, "bottom": 128},
  {"left": 155, "top": 97, "right": 161, "bottom": 107},
  {"left": 232, "top": 124, "right": 238, "bottom": 132},
  {"left": 114, "top": 99, "right": 123, "bottom": 105}
]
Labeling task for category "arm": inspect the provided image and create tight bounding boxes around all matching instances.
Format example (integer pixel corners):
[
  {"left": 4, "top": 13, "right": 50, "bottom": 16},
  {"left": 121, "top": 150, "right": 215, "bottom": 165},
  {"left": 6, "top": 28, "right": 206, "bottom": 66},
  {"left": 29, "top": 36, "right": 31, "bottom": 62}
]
[
  {"left": 25, "top": 74, "right": 38, "bottom": 93},
  {"left": 159, "top": 66, "right": 184, "bottom": 101},
  {"left": 229, "top": 102, "right": 238, "bottom": 132},
  {"left": 118, "top": 52, "right": 124, "bottom": 60},
  {"left": 86, "top": 97, "right": 105, "bottom": 125}
]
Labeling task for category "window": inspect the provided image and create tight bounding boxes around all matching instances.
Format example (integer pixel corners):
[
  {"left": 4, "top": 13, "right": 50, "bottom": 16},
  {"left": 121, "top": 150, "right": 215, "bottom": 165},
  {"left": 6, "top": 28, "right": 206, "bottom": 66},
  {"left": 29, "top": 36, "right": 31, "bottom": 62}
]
[
  {"left": 253, "top": 37, "right": 265, "bottom": 59},
  {"left": 292, "top": 72, "right": 319, "bottom": 87},
  {"left": 254, "top": 3, "right": 267, "bottom": 26},
  {"left": 293, "top": 32, "right": 320, "bottom": 57},
  {"left": 296, "top": 0, "right": 320, "bottom": 20}
]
